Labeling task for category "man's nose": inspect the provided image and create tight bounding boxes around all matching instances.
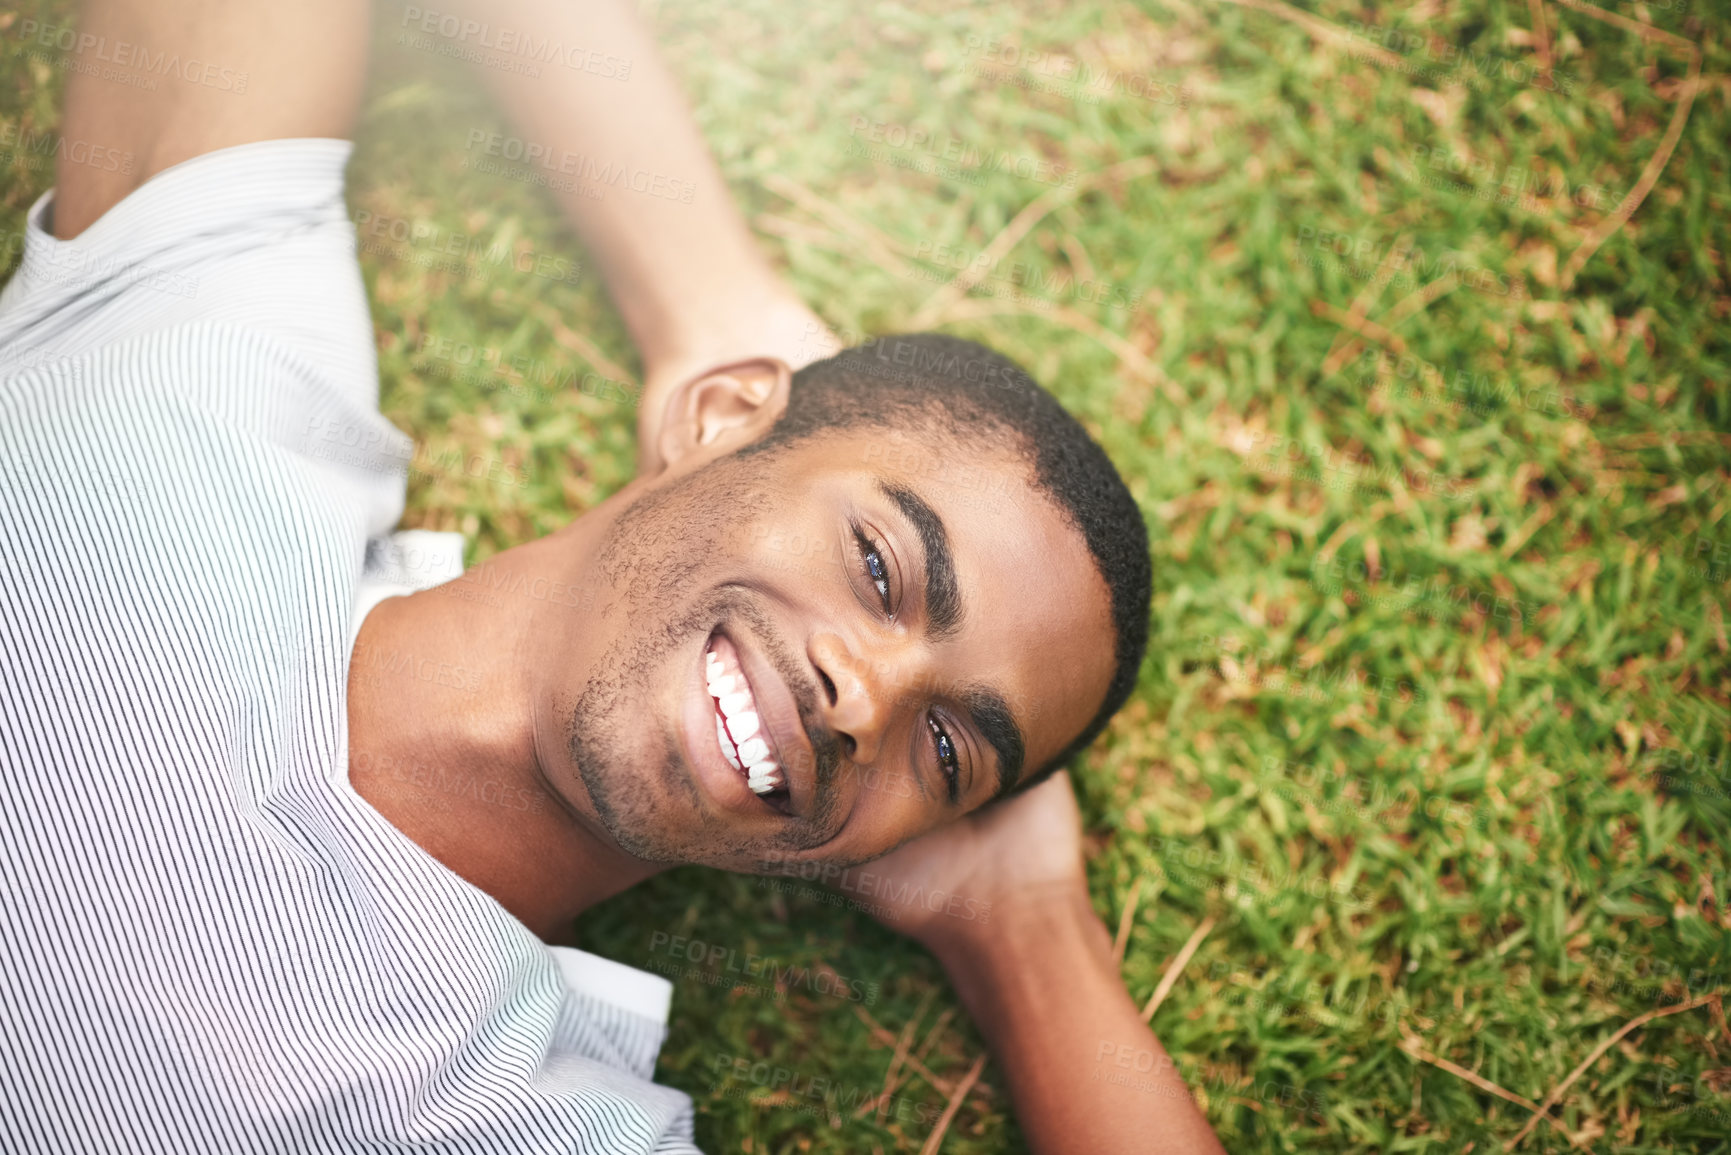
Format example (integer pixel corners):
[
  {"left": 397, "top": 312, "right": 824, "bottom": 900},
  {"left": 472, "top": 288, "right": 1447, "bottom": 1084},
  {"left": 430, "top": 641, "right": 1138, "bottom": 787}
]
[{"left": 808, "top": 633, "right": 905, "bottom": 766}]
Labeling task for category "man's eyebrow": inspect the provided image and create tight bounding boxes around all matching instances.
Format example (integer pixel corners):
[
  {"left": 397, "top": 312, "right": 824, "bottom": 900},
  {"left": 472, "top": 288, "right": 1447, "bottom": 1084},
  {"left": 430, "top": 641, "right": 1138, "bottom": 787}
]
[
  {"left": 963, "top": 686, "right": 1026, "bottom": 798},
  {"left": 876, "top": 479, "right": 961, "bottom": 638}
]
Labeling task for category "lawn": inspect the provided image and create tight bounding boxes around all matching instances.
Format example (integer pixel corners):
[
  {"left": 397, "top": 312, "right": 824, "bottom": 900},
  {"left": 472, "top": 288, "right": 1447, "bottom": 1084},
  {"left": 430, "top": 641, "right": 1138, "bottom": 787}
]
[{"left": 3, "top": 0, "right": 1729, "bottom": 1151}]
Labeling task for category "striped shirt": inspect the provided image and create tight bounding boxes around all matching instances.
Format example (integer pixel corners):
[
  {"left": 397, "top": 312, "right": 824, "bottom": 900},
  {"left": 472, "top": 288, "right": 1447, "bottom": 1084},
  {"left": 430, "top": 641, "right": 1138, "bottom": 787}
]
[{"left": 0, "top": 139, "right": 701, "bottom": 1153}]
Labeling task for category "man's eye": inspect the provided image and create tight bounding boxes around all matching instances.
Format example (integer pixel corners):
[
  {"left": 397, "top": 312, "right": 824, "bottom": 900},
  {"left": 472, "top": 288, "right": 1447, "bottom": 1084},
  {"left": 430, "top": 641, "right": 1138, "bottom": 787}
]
[
  {"left": 854, "top": 529, "right": 892, "bottom": 614},
  {"left": 928, "top": 715, "right": 960, "bottom": 803}
]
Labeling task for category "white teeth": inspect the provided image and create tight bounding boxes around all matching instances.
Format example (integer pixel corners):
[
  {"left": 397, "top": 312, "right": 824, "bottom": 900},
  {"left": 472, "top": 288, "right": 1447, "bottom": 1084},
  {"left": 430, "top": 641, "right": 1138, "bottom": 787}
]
[
  {"left": 726, "top": 710, "right": 759, "bottom": 742},
  {"left": 708, "top": 643, "right": 781, "bottom": 797},
  {"left": 757, "top": 760, "right": 781, "bottom": 785},
  {"left": 748, "top": 761, "right": 781, "bottom": 795},
  {"left": 716, "top": 714, "right": 741, "bottom": 770}
]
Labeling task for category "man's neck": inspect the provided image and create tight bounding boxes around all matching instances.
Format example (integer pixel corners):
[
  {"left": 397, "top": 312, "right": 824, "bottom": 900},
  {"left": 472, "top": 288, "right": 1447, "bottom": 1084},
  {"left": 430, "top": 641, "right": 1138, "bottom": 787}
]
[{"left": 345, "top": 537, "right": 662, "bottom": 940}]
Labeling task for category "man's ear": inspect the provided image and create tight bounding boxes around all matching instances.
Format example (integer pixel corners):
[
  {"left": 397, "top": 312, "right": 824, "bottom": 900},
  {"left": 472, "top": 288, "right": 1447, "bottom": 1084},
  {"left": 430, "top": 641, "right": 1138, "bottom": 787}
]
[{"left": 651, "top": 357, "right": 791, "bottom": 475}]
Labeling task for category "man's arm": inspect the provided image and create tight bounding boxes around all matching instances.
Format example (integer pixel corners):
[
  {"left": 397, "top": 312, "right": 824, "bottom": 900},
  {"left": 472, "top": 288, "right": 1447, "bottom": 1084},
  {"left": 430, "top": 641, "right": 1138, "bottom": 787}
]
[
  {"left": 51, "top": 0, "right": 371, "bottom": 240},
  {"left": 53, "top": 0, "right": 833, "bottom": 469},
  {"left": 928, "top": 889, "right": 1226, "bottom": 1155},
  {"left": 846, "top": 774, "right": 1228, "bottom": 1155},
  {"left": 441, "top": 0, "right": 834, "bottom": 467}
]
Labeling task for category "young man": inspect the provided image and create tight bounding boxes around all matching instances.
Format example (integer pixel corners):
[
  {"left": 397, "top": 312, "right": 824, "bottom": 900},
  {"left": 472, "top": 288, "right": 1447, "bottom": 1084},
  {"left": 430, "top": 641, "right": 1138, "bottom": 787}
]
[{"left": 0, "top": 1, "right": 1224, "bottom": 1152}]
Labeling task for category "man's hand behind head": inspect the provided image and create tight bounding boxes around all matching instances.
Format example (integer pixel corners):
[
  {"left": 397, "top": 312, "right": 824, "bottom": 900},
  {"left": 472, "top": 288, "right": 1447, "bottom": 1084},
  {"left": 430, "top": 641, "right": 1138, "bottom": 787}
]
[{"left": 832, "top": 770, "right": 1088, "bottom": 952}]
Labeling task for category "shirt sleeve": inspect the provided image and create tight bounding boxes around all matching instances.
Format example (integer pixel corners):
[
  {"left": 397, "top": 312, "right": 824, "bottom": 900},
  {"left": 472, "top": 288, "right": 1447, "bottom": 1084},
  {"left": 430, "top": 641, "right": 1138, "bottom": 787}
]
[
  {"left": 548, "top": 948, "right": 676, "bottom": 1083},
  {"left": 0, "top": 138, "right": 380, "bottom": 409}
]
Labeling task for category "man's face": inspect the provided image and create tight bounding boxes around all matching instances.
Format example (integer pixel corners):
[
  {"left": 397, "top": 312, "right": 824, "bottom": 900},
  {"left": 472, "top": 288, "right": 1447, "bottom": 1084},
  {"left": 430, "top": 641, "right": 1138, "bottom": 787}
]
[{"left": 531, "top": 424, "right": 1116, "bottom": 871}]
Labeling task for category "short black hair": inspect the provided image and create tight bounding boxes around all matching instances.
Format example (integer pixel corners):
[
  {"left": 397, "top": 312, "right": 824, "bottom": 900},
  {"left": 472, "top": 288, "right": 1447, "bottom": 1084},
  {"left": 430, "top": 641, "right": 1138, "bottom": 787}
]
[{"left": 746, "top": 332, "right": 1151, "bottom": 789}]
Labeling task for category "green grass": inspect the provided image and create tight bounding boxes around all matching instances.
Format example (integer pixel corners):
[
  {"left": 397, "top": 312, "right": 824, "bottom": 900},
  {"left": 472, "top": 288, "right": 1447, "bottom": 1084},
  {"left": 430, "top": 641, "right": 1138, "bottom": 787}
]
[{"left": 5, "top": 0, "right": 1730, "bottom": 1151}]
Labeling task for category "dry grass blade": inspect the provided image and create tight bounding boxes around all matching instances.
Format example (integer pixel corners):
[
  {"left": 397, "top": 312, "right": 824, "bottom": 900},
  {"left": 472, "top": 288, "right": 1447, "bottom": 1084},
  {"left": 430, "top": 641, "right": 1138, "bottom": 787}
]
[
  {"left": 1528, "top": 0, "right": 1553, "bottom": 74},
  {"left": 918, "top": 1053, "right": 989, "bottom": 1155},
  {"left": 1113, "top": 875, "right": 1147, "bottom": 966},
  {"left": 1560, "top": 46, "right": 1700, "bottom": 288},
  {"left": 1548, "top": 1, "right": 1701, "bottom": 288},
  {"left": 1400, "top": 1033, "right": 1552, "bottom": 1118},
  {"left": 934, "top": 297, "right": 1186, "bottom": 405},
  {"left": 857, "top": 1006, "right": 958, "bottom": 1120},
  {"left": 854, "top": 1005, "right": 972, "bottom": 1100},
  {"left": 855, "top": 993, "right": 928, "bottom": 1122},
  {"left": 761, "top": 172, "right": 917, "bottom": 278},
  {"left": 1311, "top": 300, "right": 1408, "bottom": 370},
  {"left": 1323, "top": 270, "right": 1461, "bottom": 377},
  {"left": 1549, "top": 0, "right": 1695, "bottom": 53},
  {"left": 1500, "top": 503, "right": 1555, "bottom": 559},
  {"left": 1369, "top": 269, "right": 1463, "bottom": 343},
  {"left": 882, "top": 997, "right": 926, "bottom": 1108},
  {"left": 1215, "top": 0, "right": 1401, "bottom": 68},
  {"left": 1141, "top": 915, "right": 1218, "bottom": 1022},
  {"left": 1319, "top": 234, "right": 1411, "bottom": 367},
  {"left": 1061, "top": 232, "right": 1099, "bottom": 284},
  {"left": 911, "top": 1009, "right": 957, "bottom": 1069},
  {"left": 754, "top": 212, "right": 851, "bottom": 251},
  {"left": 1506, "top": 992, "right": 1726, "bottom": 1149},
  {"left": 530, "top": 303, "right": 637, "bottom": 386},
  {"left": 1609, "top": 431, "right": 1731, "bottom": 448},
  {"left": 1315, "top": 519, "right": 1363, "bottom": 566},
  {"left": 909, "top": 156, "right": 1159, "bottom": 328}
]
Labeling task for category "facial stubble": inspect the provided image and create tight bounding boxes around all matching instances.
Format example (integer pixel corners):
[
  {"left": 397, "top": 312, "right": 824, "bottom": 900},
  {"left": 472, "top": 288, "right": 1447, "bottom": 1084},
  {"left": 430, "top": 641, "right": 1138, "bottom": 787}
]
[{"left": 564, "top": 456, "right": 844, "bottom": 866}]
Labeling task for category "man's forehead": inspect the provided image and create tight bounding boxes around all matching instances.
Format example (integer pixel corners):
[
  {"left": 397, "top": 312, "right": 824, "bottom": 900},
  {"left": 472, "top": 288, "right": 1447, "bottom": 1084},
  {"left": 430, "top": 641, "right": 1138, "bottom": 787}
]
[{"left": 831, "top": 421, "right": 1028, "bottom": 489}]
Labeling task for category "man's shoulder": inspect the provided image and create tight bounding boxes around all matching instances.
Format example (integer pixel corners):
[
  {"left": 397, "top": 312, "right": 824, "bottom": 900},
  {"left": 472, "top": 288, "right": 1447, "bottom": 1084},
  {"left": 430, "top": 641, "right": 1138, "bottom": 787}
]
[
  {"left": 0, "top": 323, "right": 396, "bottom": 727},
  {"left": 1, "top": 320, "right": 411, "bottom": 536}
]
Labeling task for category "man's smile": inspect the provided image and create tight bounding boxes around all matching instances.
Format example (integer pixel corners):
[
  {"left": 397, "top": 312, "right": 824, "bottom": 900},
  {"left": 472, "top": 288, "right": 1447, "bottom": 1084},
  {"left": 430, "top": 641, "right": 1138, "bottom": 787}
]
[
  {"left": 688, "top": 628, "right": 815, "bottom": 820},
  {"left": 706, "top": 634, "right": 780, "bottom": 791}
]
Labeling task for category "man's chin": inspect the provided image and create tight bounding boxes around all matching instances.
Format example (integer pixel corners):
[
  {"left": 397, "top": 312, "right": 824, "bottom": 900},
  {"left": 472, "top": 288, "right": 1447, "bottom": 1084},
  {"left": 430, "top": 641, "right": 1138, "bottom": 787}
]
[
  {"left": 586, "top": 761, "right": 833, "bottom": 870},
  {"left": 578, "top": 736, "right": 704, "bottom": 865}
]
